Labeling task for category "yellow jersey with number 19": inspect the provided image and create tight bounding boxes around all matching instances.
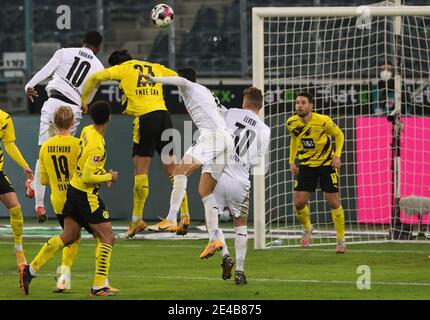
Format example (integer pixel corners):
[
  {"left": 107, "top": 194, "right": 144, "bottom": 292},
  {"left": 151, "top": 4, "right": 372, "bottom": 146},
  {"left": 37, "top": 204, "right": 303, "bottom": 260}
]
[{"left": 39, "top": 135, "right": 80, "bottom": 214}]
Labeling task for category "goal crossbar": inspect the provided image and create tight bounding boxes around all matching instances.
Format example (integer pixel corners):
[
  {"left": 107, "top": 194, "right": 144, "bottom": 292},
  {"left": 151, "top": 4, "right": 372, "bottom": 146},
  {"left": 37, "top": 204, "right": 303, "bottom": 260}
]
[{"left": 253, "top": 6, "right": 430, "bottom": 18}]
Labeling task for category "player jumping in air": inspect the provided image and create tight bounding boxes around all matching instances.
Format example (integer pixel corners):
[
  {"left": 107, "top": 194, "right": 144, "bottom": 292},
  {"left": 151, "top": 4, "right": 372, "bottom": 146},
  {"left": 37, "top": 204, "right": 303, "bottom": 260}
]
[
  {"left": 81, "top": 50, "right": 190, "bottom": 237},
  {"left": 24, "top": 31, "right": 104, "bottom": 223},
  {"left": 143, "top": 67, "right": 234, "bottom": 259}
]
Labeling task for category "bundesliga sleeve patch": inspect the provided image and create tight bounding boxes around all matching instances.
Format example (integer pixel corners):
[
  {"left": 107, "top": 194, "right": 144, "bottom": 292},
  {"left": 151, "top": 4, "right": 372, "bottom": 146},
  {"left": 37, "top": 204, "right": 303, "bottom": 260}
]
[{"left": 92, "top": 155, "right": 101, "bottom": 164}]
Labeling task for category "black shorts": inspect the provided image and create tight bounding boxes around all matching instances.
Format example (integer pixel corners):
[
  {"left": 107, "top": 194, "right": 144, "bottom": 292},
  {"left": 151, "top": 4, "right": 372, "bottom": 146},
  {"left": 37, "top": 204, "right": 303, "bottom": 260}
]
[
  {"left": 62, "top": 186, "right": 110, "bottom": 231},
  {"left": 0, "top": 171, "right": 15, "bottom": 194},
  {"left": 295, "top": 165, "right": 339, "bottom": 193},
  {"left": 132, "top": 110, "right": 174, "bottom": 157},
  {"left": 56, "top": 213, "right": 94, "bottom": 235}
]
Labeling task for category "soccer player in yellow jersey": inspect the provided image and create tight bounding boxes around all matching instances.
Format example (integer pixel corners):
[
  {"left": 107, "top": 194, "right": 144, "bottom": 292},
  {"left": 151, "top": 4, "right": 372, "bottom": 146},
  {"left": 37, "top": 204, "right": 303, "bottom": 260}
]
[
  {"left": 38, "top": 106, "right": 80, "bottom": 292},
  {"left": 81, "top": 50, "right": 190, "bottom": 237},
  {"left": 38, "top": 106, "right": 117, "bottom": 293},
  {"left": 20, "top": 101, "right": 119, "bottom": 296},
  {"left": 286, "top": 92, "right": 346, "bottom": 253},
  {"left": 0, "top": 109, "right": 33, "bottom": 267}
]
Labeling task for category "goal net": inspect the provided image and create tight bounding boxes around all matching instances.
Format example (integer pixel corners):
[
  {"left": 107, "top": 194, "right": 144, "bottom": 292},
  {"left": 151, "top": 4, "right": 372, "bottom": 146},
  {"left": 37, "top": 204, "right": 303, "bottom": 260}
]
[{"left": 252, "top": 1, "right": 430, "bottom": 249}]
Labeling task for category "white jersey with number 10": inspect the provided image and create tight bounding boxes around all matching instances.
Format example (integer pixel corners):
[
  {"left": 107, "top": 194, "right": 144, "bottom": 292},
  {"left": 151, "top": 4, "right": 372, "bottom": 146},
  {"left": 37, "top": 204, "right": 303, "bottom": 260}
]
[{"left": 25, "top": 47, "right": 104, "bottom": 106}]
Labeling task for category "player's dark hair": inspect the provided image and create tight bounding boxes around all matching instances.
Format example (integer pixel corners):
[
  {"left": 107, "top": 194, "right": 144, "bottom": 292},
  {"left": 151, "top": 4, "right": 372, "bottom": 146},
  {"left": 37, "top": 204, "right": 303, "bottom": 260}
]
[
  {"left": 178, "top": 67, "right": 196, "bottom": 83},
  {"left": 83, "top": 31, "right": 103, "bottom": 48},
  {"left": 90, "top": 101, "right": 111, "bottom": 125},
  {"left": 108, "top": 50, "right": 133, "bottom": 66},
  {"left": 243, "top": 87, "right": 263, "bottom": 110},
  {"left": 296, "top": 92, "right": 314, "bottom": 104}
]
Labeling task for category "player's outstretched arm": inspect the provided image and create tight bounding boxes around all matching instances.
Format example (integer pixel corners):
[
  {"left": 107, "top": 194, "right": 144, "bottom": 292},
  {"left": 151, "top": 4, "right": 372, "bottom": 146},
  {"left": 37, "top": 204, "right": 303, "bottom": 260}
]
[
  {"left": 142, "top": 73, "right": 190, "bottom": 88},
  {"left": 81, "top": 69, "right": 112, "bottom": 113},
  {"left": 24, "top": 49, "right": 62, "bottom": 101},
  {"left": 4, "top": 142, "right": 33, "bottom": 180}
]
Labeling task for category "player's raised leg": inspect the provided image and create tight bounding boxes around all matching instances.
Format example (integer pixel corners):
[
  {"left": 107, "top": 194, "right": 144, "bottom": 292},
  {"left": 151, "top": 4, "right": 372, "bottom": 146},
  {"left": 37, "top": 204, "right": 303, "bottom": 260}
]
[
  {"left": 165, "top": 160, "right": 190, "bottom": 235},
  {"left": 199, "top": 172, "right": 224, "bottom": 259},
  {"left": 148, "top": 155, "right": 200, "bottom": 232},
  {"left": 32, "top": 159, "right": 47, "bottom": 222},
  {"left": 28, "top": 99, "right": 56, "bottom": 224},
  {"left": 20, "top": 217, "right": 80, "bottom": 295}
]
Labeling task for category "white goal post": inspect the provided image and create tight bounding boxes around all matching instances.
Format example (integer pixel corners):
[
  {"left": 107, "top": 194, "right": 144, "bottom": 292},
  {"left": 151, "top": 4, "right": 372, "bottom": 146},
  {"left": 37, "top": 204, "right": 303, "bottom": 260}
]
[{"left": 253, "top": 2, "right": 430, "bottom": 249}]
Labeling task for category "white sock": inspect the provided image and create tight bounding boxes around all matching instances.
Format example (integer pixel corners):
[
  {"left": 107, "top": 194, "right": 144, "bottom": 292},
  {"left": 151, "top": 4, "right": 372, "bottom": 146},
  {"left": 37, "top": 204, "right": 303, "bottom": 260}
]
[
  {"left": 202, "top": 194, "right": 220, "bottom": 241},
  {"left": 132, "top": 216, "right": 141, "bottom": 222},
  {"left": 235, "top": 226, "right": 248, "bottom": 272},
  {"left": 167, "top": 175, "right": 187, "bottom": 221},
  {"left": 29, "top": 265, "right": 37, "bottom": 277},
  {"left": 15, "top": 244, "right": 23, "bottom": 252},
  {"left": 32, "top": 160, "right": 46, "bottom": 209},
  {"left": 218, "top": 229, "right": 229, "bottom": 256},
  {"left": 92, "top": 285, "right": 104, "bottom": 290}
]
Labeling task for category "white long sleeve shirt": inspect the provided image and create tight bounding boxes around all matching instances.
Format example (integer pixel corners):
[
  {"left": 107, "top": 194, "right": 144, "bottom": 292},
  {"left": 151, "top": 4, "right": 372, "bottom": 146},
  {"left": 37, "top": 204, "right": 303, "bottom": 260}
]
[
  {"left": 151, "top": 76, "right": 228, "bottom": 133},
  {"left": 25, "top": 47, "right": 104, "bottom": 106}
]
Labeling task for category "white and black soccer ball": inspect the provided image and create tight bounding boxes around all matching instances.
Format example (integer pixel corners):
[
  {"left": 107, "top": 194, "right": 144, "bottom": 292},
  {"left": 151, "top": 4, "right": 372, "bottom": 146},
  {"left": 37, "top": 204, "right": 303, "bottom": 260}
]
[{"left": 151, "top": 4, "right": 174, "bottom": 28}]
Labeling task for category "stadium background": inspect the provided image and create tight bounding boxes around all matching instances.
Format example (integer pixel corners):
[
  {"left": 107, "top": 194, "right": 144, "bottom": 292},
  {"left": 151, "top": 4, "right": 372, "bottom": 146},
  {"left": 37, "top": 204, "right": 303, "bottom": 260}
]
[{"left": 0, "top": 0, "right": 429, "bottom": 221}]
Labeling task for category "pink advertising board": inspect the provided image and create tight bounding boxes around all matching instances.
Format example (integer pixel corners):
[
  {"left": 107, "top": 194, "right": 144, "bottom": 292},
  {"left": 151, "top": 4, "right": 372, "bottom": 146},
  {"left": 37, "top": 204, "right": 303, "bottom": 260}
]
[{"left": 356, "top": 117, "right": 430, "bottom": 224}]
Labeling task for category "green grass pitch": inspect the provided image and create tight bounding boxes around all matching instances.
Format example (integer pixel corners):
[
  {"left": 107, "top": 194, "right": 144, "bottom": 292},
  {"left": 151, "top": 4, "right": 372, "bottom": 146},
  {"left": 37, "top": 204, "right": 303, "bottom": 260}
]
[{"left": 2, "top": 227, "right": 430, "bottom": 300}]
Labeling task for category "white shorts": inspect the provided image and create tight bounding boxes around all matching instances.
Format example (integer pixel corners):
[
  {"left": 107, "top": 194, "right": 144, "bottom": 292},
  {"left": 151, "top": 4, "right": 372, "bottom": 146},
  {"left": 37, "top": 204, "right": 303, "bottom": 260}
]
[
  {"left": 214, "top": 173, "right": 250, "bottom": 218},
  {"left": 185, "top": 130, "right": 234, "bottom": 181},
  {"left": 38, "top": 98, "right": 82, "bottom": 145}
]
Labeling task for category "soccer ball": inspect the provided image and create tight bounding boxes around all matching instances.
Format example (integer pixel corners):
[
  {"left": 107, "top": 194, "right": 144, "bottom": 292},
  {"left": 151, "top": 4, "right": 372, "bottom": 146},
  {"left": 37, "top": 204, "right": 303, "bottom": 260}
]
[{"left": 151, "top": 4, "right": 174, "bottom": 28}]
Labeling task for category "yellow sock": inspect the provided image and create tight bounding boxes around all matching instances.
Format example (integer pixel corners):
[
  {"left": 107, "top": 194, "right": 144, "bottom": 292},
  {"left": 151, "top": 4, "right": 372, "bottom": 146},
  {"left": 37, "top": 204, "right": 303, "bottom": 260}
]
[
  {"left": 61, "top": 239, "right": 80, "bottom": 275},
  {"left": 132, "top": 174, "right": 149, "bottom": 219},
  {"left": 295, "top": 205, "right": 311, "bottom": 229},
  {"left": 93, "top": 242, "right": 112, "bottom": 288},
  {"left": 10, "top": 205, "right": 24, "bottom": 250},
  {"left": 31, "top": 235, "right": 64, "bottom": 273},
  {"left": 331, "top": 206, "right": 345, "bottom": 240},
  {"left": 169, "top": 175, "right": 189, "bottom": 215},
  {"left": 180, "top": 194, "right": 189, "bottom": 216}
]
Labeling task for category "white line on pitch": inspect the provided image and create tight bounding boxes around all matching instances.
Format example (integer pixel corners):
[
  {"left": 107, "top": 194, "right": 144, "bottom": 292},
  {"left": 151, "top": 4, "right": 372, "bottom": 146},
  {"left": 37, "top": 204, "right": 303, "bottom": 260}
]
[
  {"left": 1, "top": 271, "right": 429, "bottom": 288},
  {"left": 1, "top": 241, "right": 429, "bottom": 253}
]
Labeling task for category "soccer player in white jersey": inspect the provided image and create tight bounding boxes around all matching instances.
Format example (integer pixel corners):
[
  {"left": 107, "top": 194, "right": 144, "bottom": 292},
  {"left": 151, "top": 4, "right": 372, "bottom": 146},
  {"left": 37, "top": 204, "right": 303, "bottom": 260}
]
[
  {"left": 24, "top": 31, "right": 104, "bottom": 223},
  {"left": 215, "top": 87, "right": 270, "bottom": 285},
  {"left": 143, "top": 68, "right": 234, "bottom": 259}
]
